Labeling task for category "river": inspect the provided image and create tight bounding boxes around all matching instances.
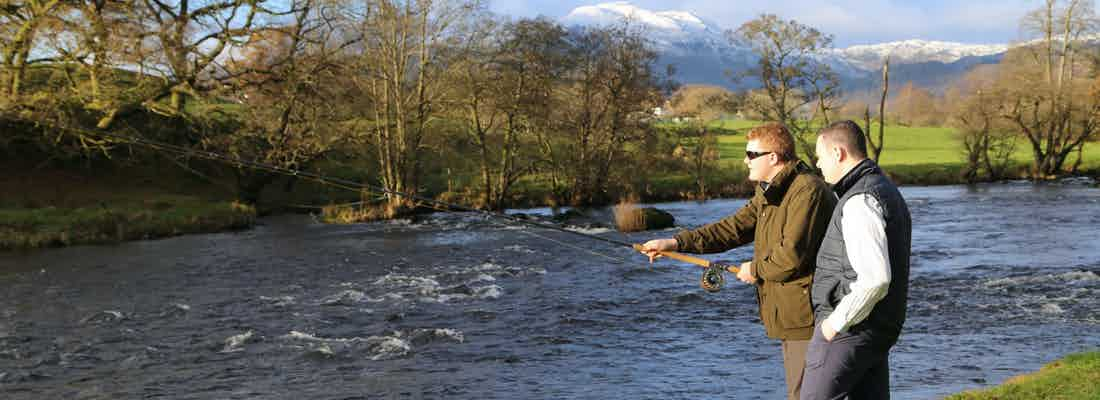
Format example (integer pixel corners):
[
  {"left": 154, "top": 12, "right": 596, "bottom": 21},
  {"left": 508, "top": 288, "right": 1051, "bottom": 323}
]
[{"left": 2, "top": 181, "right": 1098, "bottom": 399}]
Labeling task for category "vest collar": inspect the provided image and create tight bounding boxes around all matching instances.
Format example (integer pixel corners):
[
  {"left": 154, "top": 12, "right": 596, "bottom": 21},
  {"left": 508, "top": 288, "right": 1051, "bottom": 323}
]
[{"left": 832, "top": 158, "right": 881, "bottom": 197}]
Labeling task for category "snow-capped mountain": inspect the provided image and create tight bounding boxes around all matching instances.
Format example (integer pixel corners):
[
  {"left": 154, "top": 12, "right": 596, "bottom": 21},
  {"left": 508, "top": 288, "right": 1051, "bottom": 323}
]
[
  {"left": 561, "top": 2, "right": 757, "bottom": 88},
  {"left": 562, "top": 2, "right": 716, "bottom": 37},
  {"left": 830, "top": 40, "right": 1008, "bottom": 71},
  {"left": 559, "top": 2, "right": 1013, "bottom": 90},
  {"left": 561, "top": 2, "right": 732, "bottom": 58}
]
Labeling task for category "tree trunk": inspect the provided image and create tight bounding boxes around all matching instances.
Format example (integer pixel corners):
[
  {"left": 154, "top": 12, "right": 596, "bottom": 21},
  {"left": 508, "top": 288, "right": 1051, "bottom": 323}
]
[
  {"left": 864, "top": 105, "right": 872, "bottom": 149},
  {"left": 875, "top": 59, "right": 889, "bottom": 162},
  {"left": 479, "top": 139, "right": 492, "bottom": 209},
  {"left": 1071, "top": 141, "right": 1084, "bottom": 174}
]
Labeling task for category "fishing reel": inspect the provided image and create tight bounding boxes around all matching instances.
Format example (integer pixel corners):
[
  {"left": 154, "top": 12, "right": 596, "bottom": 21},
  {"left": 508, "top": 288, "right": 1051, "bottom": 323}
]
[{"left": 700, "top": 261, "right": 734, "bottom": 293}]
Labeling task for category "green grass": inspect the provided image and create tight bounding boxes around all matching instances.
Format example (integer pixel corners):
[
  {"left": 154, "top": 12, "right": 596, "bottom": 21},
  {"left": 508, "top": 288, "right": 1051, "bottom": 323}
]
[
  {"left": 0, "top": 196, "right": 255, "bottom": 250},
  {"left": 494, "top": 118, "right": 1098, "bottom": 207},
  {"left": 0, "top": 159, "right": 257, "bottom": 251},
  {"left": 861, "top": 124, "right": 1100, "bottom": 172},
  {"left": 653, "top": 118, "right": 758, "bottom": 136},
  {"left": 945, "top": 351, "right": 1100, "bottom": 400},
  {"left": 673, "top": 120, "right": 1100, "bottom": 181}
]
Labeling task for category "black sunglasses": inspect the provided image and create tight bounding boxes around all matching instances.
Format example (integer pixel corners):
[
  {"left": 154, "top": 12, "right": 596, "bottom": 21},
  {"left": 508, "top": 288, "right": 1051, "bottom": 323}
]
[{"left": 745, "top": 150, "right": 772, "bottom": 160}]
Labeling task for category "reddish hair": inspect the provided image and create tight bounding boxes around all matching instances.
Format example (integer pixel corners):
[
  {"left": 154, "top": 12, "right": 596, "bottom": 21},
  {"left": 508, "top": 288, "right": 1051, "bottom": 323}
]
[{"left": 746, "top": 122, "right": 797, "bottom": 162}]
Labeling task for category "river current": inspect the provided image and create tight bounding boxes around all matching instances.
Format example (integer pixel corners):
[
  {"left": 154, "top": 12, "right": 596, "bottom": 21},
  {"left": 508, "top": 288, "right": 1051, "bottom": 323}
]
[{"left": 1, "top": 181, "right": 1098, "bottom": 399}]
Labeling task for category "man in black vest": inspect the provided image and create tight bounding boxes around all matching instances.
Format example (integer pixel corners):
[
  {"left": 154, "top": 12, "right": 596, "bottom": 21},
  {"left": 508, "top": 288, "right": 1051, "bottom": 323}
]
[{"left": 801, "top": 121, "right": 912, "bottom": 400}]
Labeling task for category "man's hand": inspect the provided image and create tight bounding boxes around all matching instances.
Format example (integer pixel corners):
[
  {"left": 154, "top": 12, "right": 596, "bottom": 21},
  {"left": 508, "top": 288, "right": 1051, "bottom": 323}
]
[
  {"left": 640, "top": 239, "right": 678, "bottom": 263},
  {"left": 736, "top": 261, "right": 757, "bottom": 284},
  {"left": 821, "top": 322, "right": 838, "bottom": 342}
]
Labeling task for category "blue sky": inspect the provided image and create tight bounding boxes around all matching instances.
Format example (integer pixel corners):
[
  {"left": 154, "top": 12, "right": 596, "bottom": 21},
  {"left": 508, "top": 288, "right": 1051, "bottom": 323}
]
[{"left": 488, "top": 0, "right": 1051, "bottom": 47}]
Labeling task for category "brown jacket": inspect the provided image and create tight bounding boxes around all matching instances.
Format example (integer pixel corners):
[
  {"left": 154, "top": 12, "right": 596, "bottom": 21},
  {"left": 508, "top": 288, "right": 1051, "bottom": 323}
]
[{"left": 674, "top": 161, "right": 835, "bottom": 340}]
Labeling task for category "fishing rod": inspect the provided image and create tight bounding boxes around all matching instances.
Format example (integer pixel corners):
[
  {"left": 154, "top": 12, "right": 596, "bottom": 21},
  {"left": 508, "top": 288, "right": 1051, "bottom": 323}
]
[
  {"left": 632, "top": 245, "right": 743, "bottom": 292},
  {"left": 46, "top": 120, "right": 743, "bottom": 291}
]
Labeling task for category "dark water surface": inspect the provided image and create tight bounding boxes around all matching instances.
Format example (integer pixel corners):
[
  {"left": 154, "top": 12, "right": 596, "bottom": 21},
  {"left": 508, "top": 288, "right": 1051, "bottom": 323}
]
[{"left": 2, "top": 182, "right": 1099, "bottom": 399}]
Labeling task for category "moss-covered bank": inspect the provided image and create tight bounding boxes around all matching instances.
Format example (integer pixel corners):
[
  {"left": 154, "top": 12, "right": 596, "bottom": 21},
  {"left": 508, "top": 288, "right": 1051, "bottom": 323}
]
[{"left": 0, "top": 197, "right": 255, "bottom": 251}]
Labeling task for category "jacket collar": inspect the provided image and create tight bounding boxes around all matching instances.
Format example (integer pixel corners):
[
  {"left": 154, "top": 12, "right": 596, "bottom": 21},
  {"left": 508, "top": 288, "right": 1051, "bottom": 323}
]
[
  {"left": 832, "top": 158, "right": 881, "bottom": 197},
  {"left": 758, "top": 161, "right": 810, "bottom": 205}
]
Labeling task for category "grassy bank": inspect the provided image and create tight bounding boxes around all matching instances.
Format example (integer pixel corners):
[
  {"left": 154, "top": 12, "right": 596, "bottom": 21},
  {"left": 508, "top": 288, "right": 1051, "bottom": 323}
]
[
  {"left": 0, "top": 197, "right": 255, "bottom": 250},
  {"left": 945, "top": 351, "right": 1100, "bottom": 400},
  {"left": 0, "top": 162, "right": 256, "bottom": 251}
]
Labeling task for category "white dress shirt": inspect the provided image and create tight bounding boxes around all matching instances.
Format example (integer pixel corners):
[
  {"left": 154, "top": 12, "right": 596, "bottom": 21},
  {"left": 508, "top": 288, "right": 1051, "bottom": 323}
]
[{"left": 824, "top": 193, "right": 892, "bottom": 333}]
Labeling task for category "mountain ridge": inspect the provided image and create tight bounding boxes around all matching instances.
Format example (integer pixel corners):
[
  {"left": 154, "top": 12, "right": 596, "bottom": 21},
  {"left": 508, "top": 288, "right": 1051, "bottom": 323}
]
[{"left": 559, "top": 2, "right": 1013, "bottom": 91}]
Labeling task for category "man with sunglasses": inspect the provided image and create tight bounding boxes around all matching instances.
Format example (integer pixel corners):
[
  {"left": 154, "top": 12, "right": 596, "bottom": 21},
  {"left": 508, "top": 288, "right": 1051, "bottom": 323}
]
[{"left": 640, "top": 122, "right": 836, "bottom": 400}]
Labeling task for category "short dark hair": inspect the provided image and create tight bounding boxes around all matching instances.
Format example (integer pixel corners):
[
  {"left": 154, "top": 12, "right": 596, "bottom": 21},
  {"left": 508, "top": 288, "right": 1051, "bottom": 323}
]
[
  {"left": 747, "top": 122, "right": 797, "bottom": 162},
  {"left": 818, "top": 120, "right": 867, "bottom": 158}
]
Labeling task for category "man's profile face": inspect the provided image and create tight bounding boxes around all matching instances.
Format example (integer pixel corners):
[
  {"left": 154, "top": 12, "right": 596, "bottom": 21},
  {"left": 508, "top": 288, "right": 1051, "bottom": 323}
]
[
  {"left": 744, "top": 139, "right": 778, "bottom": 183},
  {"left": 815, "top": 138, "right": 841, "bottom": 184}
]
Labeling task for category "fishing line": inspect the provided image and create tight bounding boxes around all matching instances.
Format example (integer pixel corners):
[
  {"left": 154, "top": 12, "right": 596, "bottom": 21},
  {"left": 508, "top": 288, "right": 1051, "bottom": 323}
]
[
  {"left": 41, "top": 121, "right": 638, "bottom": 248},
  {"left": 486, "top": 217, "right": 631, "bottom": 264},
  {"left": 32, "top": 120, "right": 733, "bottom": 290}
]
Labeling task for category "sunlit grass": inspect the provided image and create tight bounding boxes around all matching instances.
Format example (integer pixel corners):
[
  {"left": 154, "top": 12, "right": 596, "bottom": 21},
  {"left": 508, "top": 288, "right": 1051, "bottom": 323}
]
[
  {"left": 945, "top": 351, "right": 1100, "bottom": 400},
  {"left": 0, "top": 197, "right": 254, "bottom": 250},
  {"left": 683, "top": 119, "right": 1100, "bottom": 175}
]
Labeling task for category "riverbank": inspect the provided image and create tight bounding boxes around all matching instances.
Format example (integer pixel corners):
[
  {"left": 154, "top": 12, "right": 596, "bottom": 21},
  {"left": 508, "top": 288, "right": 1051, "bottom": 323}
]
[
  {"left": 0, "top": 163, "right": 256, "bottom": 252},
  {"left": 946, "top": 350, "right": 1100, "bottom": 399},
  {"left": 4, "top": 160, "right": 1096, "bottom": 250},
  {"left": 0, "top": 199, "right": 255, "bottom": 250},
  {"left": 4, "top": 118, "right": 1098, "bottom": 250}
]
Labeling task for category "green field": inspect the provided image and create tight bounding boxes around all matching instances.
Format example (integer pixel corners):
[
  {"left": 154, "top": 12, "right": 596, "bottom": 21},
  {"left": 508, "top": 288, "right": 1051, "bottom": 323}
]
[{"left": 693, "top": 120, "right": 1100, "bottom": 176}]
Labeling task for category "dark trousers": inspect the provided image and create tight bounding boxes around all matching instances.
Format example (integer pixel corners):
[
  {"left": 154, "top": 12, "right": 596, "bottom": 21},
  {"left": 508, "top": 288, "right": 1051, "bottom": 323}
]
[{"left": 800, "top": 324, "right": 892, "bottom": 400}]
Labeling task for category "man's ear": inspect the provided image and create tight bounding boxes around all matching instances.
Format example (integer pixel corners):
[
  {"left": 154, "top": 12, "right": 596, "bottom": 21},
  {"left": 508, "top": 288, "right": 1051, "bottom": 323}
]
[{"left": 832, "top": 145, "right": 845, "bottom": 163}]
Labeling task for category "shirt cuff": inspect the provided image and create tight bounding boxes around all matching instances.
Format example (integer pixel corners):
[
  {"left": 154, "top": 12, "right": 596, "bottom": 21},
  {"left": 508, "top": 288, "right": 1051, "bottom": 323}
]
[{"left": 826, "top": 315, "right": 847, "bottom": 334}]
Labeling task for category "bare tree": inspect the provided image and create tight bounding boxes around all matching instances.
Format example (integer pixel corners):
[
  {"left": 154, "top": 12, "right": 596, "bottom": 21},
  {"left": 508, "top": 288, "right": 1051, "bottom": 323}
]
[
  {"left": 731, "top": 14, "right": 840, "bottom": 164},
  {"left": 1001, "top": 0, "right": 1100, "bottom": 178},
  {"left": 949, "top": 83, "right": 1016, "bottom": 182},
  {"left": 448, "top": 15, "right": 499, "bottom": 208},
  {"left": 350, "top": 0, "right": 484, "bottom": 214},
  {"left": 204, "top": 0, "right": 351, "bottom": 204},
  {"left": 869, "top": 58, "right": 888, "bottom": 162},
  {"left": 43, "top": 0, "right": 141, "bottom": 111},
  {"left": 89, "top": 0, "right": 267, "bottom": 129},
  {"left": 452, "top": 17, "right": 568, "bottom": 210},
  {"left": 808, "top": 58, "right": 842, "bottom": 127},
  {"left": 542, "top": 22, "right": 665, "bottom": 206},
  {"left": 668, "top": 123, "right": 720, "bottom": 200},
  {"left": 0, "top": 0, "right": 65, "bottom": 103},
  {"left": 667, "top": 84, "right": 737, "bottom": 118},
  {"left": 671, "top": 88, "right": 734, "bottom": 199},
  {"left": 1, "top": 0, "right": 136, "bottom": 159},
  {"left": 892, "top": 81, "right": 943, "bottom": 127}
]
